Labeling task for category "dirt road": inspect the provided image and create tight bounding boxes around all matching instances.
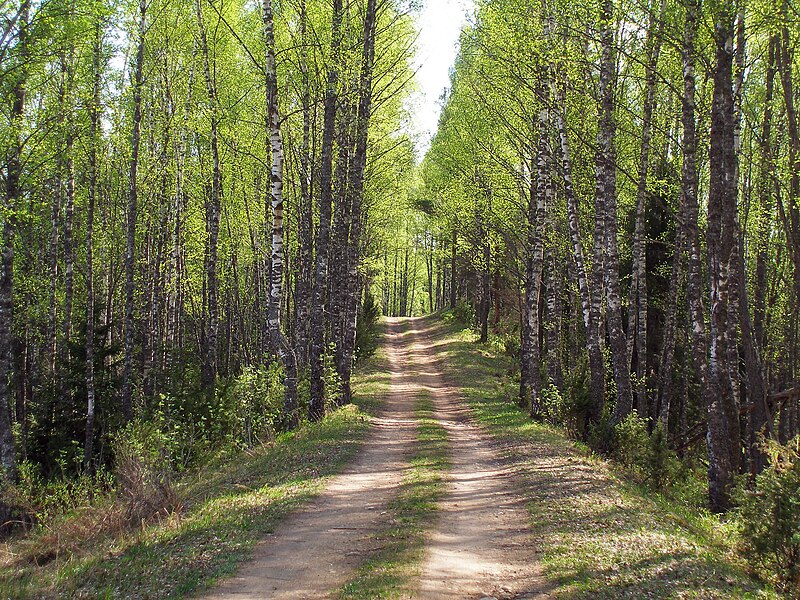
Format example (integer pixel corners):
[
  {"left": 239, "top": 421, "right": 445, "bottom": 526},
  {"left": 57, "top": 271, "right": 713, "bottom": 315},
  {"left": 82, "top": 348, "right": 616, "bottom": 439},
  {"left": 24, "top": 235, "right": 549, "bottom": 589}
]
[{"left": 199, "top": 317, "right": 546, "bottom": 599}]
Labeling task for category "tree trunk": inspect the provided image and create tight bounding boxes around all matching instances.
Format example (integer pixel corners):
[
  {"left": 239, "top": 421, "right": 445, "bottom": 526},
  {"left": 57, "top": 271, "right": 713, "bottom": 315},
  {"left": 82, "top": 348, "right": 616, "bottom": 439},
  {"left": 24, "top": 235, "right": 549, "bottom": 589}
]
[
  {"left": 427, "top": 235, "right": 434, "bottom": 314},
  {"left": 331, "top": 98, "right": 355, "bottom": 383},
  {"left": 84, "top": 21, "right": 102, "bottom": 471},
  {"left": 545, "top": 250, "right": 563, "bottom": 389},
  {"left": 596, "top": 0, "right": 633, "bottom": 426},
  {"left": 706, "top": 0, "right": 740, "bottom": 512},
  {"left": 339, "top": 0, "right": 378, "bottom": 404},
  {"left": 450, "top": 227, "right": 457, "bottom": 309},
  {"left": 681, "top": 0, "right": 708, "bottom": 406},
  {"left": 777, "top": 0, "right": 800, "bottom": 390},
  {"left": 555, "top": 80, "right": 604, "bottom": 423},
  {"left": 747, "top": 35, "right": 779, "bottom": 475},
  {"left": 121, "top": 0, "right": 146, "bottom": 422},
  {"left": 197, "top": 0, "right": 222, "bottom": 390},
  {"left": 0, "top": 0, "right": 29, "bottom": 483},
  {"left": 294, "top": 0, "right": 313, "bottom": 369},
  {"left": 658, "top": 188, "right": 687, "bottom": 431},
  {"left": 309, "top": 0, "right": 344, "bottom": 421},
  {"left": 263, "top": 0, "right": 299, "bottom": 429},
  {"left": 521, "top": 73, "right": 552, "bottom": 417},
  {"left": 628, "top": 0, "right": 665, "bottom": 418},
  {"left": 61, "top": 54, "right": 76, "bottom": 368}
]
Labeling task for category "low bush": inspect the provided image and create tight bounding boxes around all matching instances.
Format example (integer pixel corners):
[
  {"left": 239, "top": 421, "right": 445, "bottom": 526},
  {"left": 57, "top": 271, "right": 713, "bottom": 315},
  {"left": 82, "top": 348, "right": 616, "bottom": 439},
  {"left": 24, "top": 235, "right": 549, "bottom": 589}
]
[
  {"left": 585, "top": 411, "right": 682, "bottom": 491},
  {"left": 1, "top": 462, "right": 114, "bottom": 534},
  {"left": 541, "top": 365, "right": 593, "bottom": 437},
  {"left": 221, "top": 362, "right": 286, "bottom": 446},
  {"left": 489, "top": 332, "right": 520, "bottom": 358},
  {"left": 587, "top": 409, "right": 615, "bottom": 454},
  {"left": 736, "top": 437, "right": 800, "bottom": 595},
  {"left": 613, "top": 411, "right": 650, "bottom": 469},
  {"left": 324, "top": 343, "right": 343, "bottom": 408},
  {"left": 452, "top": 300, "right": 475, "bottom": 326},
  {"left": 113, "top": 421, "right": 181, "bottom": 523},
  {"left": 355, "top": 291, "right": 382, "bottom": 361},
  {"left": 646, "top": 423, "right": 675, "bottom": 490}
]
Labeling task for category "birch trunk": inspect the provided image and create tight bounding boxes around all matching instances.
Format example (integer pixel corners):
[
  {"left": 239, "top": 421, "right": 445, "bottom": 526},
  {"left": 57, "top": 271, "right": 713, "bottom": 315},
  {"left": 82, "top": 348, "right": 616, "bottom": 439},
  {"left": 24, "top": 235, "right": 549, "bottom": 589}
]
[
  {"left": 658, "top": 188, "right": 687, "bottom": 430},
  {"left": 450, "top": 228, "right": 457, "bottom": 308},
  {"left": 0, "top": 0, "right": 29, "bottom": 482},
  {"left": 596, "top": 0, "right": 633, "bottom": 425},
  {"left": 555, "top": 80, "right": 604, "bottom": 422},
  {"left": 61, "top": 53, "right": 76, "bottom": 364},
  {"left": 294, "top": 0, "right": 313, "bottom": 369},
  {"left": 725, "top": 10, "right": 745, "bottom": 410},
  {"left": 521, "top": 74, "right": 552, "bottom": 417},
  {"left": 628, "top": 0, "right": 665, "bottom": 418},
  {"left": 777, "top": 0, "right": 800, "bottom": 389},
  {"left": 706, "top": 0, "right": 740, "bottom": 511},
  {"left": 263, "top": 0, "right": 299, "bottom": 428},
  {"left": 747, "top": 36, "right": 778, "bottom": 474},
  {"left": 331, "top": 98, "right": 355, "bottom": 378},
  {"left": 682, "top": 0, "right": 708, "bottom": 403},
  {"left": 197, "top": 0, "right": 222, "bottom": 390},
  {"left": 84, "top": 21, "right": 101, "bottom": 471},
  {"left": 545, "top": 249, "right": 563, "bottom": 389},
  {"left": 340, "top": 0, "right": 379, "bottom": 404}
]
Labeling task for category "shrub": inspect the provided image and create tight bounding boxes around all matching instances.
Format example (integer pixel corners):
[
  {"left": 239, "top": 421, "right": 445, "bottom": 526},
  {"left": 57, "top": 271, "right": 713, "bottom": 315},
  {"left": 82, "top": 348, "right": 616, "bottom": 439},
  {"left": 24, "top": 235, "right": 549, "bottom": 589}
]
[
  {"left": 324, "top": 343, "right": 343, "bottom": 408},
  {"left": 222, "top": 362, "right": 285, "bottom": 446},
  {"left": 355, "top": 290, "right": 382, "bottom": 361},
  {"left": 541, "top": 367, "right": 594, "bottom": 438},
  {"left": 1, "top": 462, "right": 114, "bottom": 533},
  {"left": 588, "top": 409, "right": 615, "bottom": 454},
  {"left": 452, "top": 300, "right": 475, "bottom": 326},
  {"left": 489, "top": 332, "right": 520, "bottom": 358},
  {"left": 736, "top": 437, "right": 800, "bottom": 594},
  {"left": 562, "top": 355, "right": 592, "bottom": 433},
  {"left": 600, "top": 413, "right": 681, "bottom": 489},
  {"left": 613, "top": 411, "right": 650, "bottom": 470},
  {"left": 503, "top": 334, "right": 521, "bottom": 358},
  {"left": 540, "top": 383, "right": 566, "bottom": 423},
  {"left": 146, "top": 390, "right": 214, "bottom": 470},
  {"left": 113, "top": 421, "right": 181, "bottom": 523},
  {"left": 646, "top": 422, "right": 674, "bottom": 490}
]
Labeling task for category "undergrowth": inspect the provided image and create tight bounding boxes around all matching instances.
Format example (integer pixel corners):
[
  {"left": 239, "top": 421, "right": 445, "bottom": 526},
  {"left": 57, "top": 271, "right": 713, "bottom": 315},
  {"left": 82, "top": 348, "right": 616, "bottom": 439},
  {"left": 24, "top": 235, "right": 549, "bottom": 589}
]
[{"left": 0, "top": 324, "right": 390, "bottom": 599}]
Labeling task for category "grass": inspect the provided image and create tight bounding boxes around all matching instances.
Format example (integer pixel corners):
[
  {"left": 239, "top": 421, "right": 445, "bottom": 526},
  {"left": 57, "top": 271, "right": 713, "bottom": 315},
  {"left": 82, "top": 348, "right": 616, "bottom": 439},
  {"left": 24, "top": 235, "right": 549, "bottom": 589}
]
[
  {"left": 338, "top": 363, "right": 449, "bottom": 599},
  {"left": 422, "top": 312, "right": 779, "bottom": 599},
  {"left": 0, "top": 324, "right": 391, "bottom": 600}
]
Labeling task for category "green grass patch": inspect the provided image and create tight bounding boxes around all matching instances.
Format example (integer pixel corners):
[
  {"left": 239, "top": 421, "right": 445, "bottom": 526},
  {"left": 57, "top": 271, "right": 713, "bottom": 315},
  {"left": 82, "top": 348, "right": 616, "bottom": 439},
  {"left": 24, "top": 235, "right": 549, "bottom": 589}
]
[
  {"left": 1, "top": 324, "right": 391, "bottom": 600},
  {"left": 422, "top": 313, "right": 778, "bottom": 599},
  {"left": 339, "top": 391, "right": 449, "bottom": 600}
]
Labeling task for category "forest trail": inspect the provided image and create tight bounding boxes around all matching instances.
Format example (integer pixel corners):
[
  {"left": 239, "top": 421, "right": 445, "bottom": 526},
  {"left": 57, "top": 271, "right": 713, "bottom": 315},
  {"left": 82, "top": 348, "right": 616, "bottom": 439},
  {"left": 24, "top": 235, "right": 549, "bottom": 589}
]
[{"left": 201, "top": 316, "right": 548, "bottom": 599}]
